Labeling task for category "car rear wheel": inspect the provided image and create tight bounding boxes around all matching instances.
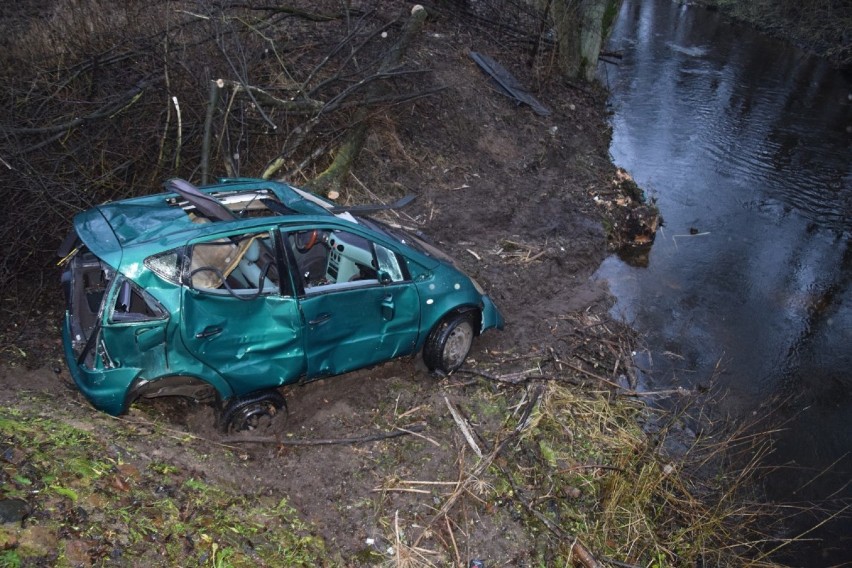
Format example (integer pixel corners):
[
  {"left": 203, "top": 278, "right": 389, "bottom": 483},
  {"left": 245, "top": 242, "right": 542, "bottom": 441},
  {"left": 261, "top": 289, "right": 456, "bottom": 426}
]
[
  {"left": 220, "top": 390, "right": 286, "bottom": 433},
  {"left": 423, "top": 312, "right": 477, "bottom": 374}
]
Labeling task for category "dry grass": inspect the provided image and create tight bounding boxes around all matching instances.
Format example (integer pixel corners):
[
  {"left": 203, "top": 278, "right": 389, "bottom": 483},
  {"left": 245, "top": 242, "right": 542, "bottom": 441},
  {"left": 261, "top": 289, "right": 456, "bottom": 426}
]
[
  {"left": 489, "top": 380, "right": 791, "bottom": 566},
  {"left": 363, "top": 314, "right": 799, "bottom": 567},
  {"left": 376, "top": 381, "right": 793, "bottom": 566}
]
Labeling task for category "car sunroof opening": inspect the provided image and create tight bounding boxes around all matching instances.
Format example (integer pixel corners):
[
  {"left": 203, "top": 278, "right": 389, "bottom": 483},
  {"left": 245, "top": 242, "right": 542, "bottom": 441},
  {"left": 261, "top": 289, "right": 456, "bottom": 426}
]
[{"left": 167, "top": 189, "right": 295, "bottom": 220}]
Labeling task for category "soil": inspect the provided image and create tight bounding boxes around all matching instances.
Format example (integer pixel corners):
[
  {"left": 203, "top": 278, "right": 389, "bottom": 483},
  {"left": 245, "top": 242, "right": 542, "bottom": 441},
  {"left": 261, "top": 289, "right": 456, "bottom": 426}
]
[{"left": 0, "top": 5, "right": 645, "bottom": 566}]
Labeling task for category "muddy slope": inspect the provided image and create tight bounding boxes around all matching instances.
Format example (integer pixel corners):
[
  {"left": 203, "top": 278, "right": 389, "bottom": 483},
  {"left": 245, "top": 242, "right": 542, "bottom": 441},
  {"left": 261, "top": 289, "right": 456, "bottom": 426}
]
[{"left": 0, "top": 6, "right": 642, "bottom": 565}]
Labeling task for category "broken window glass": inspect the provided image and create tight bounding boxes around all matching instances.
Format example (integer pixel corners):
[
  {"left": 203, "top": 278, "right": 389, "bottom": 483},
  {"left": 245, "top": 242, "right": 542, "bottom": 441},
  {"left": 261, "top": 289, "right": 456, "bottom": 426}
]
[{"left": 110, "top": 277, "right": 167, "bottom": 322}]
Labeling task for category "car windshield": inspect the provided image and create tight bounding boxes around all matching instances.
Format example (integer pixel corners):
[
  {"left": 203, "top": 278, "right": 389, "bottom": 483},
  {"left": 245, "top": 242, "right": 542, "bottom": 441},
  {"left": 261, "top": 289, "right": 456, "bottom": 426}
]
[{"left": 355, "top": 217, "right": 456, "bottom": 265}]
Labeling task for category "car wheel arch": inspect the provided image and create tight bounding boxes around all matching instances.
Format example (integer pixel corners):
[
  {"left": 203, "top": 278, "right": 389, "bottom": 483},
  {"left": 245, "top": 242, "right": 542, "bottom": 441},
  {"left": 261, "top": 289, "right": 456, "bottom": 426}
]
[
  {"left": 125, "top": 374, "right": 226, "bottom": 410},
  {"left": 429, "top": 305, "right": 482, "bottom": 336}
]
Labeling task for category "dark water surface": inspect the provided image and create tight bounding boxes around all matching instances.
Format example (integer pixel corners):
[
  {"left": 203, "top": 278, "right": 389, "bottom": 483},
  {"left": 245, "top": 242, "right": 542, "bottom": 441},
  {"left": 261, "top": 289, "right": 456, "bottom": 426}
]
[{"left": 596, "top": 0, "right": 851, "bottom": 563}]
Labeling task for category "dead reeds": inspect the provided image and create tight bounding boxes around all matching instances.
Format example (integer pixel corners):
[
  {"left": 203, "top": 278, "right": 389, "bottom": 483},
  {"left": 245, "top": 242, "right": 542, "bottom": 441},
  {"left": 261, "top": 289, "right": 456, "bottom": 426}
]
[{"left": 365, "top": 312, "right": 793, "bottom": 567}]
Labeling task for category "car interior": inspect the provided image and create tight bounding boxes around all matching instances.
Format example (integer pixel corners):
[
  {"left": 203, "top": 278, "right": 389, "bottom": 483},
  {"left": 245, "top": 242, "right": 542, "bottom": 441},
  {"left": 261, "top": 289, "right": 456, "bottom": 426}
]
[
  {"left": 288, "top": 229, "right": 379, "bottom": 293},
  {"left": 188, "top": 232, "right": 280, "bottom": 295}
]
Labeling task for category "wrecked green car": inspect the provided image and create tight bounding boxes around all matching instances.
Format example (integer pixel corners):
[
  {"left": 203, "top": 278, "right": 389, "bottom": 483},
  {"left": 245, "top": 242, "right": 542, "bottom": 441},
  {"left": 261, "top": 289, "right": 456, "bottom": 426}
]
[{"left": 59, "top": 178, "right": 503, "bottom": 431}]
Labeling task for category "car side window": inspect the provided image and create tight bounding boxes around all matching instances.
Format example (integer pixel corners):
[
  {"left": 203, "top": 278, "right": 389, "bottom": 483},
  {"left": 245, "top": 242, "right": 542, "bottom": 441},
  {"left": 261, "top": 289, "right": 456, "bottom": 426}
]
[
  {"left": 286, "top": 229, "right": 406, "bottom": 294},
  {"left": 187, "top": 231, "right": 282, "bottom": 296},
  {"left": 144, "top": 250, "right": 182, "bottom": 284},
  {"left": 374, "top": 244, "right": 405, "bottom": 282}
]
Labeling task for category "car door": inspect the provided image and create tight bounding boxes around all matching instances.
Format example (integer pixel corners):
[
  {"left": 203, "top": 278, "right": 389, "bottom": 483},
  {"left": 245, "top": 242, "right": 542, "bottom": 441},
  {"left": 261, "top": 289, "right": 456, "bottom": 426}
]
[
  {"left": 103, "top": 275, "right": 170, "bottom": 377},
  {"left": 179, "top": 229, "right": 306, "bottom": 394},
  {"left": 284, "top": 227, "right": 421, "bottom": 378}
]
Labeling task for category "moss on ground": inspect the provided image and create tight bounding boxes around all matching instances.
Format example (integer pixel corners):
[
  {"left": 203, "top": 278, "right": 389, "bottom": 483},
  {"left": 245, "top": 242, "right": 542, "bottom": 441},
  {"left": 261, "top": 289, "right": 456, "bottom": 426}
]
[{"left": 0, "top": 408, "right": 326, "bottom": 567}]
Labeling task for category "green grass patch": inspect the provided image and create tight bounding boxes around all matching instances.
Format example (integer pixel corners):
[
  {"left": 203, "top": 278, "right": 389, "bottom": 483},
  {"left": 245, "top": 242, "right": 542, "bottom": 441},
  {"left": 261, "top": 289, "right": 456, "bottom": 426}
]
[{"left": 0, "top": 407, "right": 325, "bottom": 567}]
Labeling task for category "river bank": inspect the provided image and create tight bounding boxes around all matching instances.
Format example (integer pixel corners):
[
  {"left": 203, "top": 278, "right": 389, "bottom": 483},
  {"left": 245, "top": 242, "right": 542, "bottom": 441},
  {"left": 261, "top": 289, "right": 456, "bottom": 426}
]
[
  {"left": 600, "top": 0, "right": 852, "bottom": 565},
  {"left": 693, "top": 0, "right": 851, "bottom": 68}
]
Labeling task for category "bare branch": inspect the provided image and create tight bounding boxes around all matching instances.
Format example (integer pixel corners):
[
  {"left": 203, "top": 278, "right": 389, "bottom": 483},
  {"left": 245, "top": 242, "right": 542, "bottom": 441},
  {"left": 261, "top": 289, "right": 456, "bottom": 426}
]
[
  {"left": 308, "top": 5, "right": 429, "bottom": 193},
  {"left": 223, "top": 422, "right": 426, "bottom": 445},
  {"left": 5, "top": 77, "right": 159, "bottom": 136},
  {"left": 228, "top": 4, "right": 354, "bottom": 22},
  {"left": 220, "top": 80, "right": 323, "bottom": 113},
  {"left": 444, "top": 396, "right": 483, "bottom": 458}
]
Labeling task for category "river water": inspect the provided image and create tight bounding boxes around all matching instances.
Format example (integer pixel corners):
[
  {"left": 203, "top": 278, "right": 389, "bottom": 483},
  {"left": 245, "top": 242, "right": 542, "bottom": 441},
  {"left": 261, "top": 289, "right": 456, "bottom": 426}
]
[{"left": 595, "top": 0, "right": 851, "bottom": 563}]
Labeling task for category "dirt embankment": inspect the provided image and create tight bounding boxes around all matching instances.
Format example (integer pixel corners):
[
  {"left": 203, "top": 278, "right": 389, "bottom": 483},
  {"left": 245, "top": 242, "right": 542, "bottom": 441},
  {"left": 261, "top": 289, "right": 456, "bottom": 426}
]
[
  {"left": 695, "top": 0, "right": 851, "bottom": 68},
  {"left": 0, "top": 4, "right": 715, "bottom": 567}
]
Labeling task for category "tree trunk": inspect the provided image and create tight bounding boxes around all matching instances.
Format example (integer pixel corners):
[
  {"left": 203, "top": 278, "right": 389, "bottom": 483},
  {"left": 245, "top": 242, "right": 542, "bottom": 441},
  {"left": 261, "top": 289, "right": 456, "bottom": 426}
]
[
  {"left": 308, "top": 5, "right": 428, "bottom": 195},
  {"left": 550, "top": 0, "right": 581, "bottom": 79},
  {"left": 549, "top": 0, "right": 613, "bottom": 82},
  {"left": 579, "top": 0, "right": 608, "bottom": 82},
  {"left": 200, "top": 79, "right": 221, "bottom": 185}
]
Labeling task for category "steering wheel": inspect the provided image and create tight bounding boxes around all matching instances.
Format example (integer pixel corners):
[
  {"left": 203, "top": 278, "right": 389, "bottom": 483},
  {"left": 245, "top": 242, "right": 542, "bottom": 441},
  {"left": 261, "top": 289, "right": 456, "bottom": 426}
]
[{"left": 295, "top": 230, "right": 319, "bottom": 253}]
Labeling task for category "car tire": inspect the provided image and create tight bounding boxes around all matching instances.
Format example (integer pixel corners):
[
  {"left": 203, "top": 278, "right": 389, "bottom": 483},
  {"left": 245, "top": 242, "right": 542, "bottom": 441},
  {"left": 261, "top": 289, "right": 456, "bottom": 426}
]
[
  {"left": 220, "top": 390, "right": 286, "bottom": 433},
  {"left": 423, "top": 311, "right": 477, "bottom": 374}
]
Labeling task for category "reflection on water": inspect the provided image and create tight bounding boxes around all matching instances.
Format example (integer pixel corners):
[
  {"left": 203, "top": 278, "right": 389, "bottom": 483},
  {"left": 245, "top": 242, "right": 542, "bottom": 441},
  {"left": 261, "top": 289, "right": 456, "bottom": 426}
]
[{"left": 596, "top": 0, "right": 851, "bottom": 563}]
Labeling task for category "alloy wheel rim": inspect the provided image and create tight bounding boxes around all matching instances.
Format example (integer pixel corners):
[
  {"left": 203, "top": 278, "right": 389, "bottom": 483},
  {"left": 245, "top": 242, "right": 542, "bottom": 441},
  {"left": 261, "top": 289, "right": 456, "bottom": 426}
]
[{"left": 444, "top": 322, "right": 473, "bottom": 369}]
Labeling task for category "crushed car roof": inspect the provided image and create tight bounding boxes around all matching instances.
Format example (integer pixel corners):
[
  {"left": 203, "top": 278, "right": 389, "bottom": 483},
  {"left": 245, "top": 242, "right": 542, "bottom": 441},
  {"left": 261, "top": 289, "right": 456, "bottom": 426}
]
[{"left": 73, "top": 179, "right": 336, "bottom": 267}]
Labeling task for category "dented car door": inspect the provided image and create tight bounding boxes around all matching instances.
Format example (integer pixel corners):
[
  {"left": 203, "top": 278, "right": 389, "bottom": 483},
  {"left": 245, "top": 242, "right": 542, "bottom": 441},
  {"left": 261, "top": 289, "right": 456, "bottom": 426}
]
[
  {"left": 104, "top": 276, "right": 170, "bottom": 376},
  {"left": 285, "top": 227, "right": 421, "bottom": 377},
  {"left": 179, "top": 229, "right": 306, "bottom": 394}
]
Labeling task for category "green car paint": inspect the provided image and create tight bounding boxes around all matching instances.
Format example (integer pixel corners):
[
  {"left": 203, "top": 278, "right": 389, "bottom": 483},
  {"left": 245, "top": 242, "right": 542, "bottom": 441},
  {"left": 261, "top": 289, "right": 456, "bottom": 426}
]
[{"left": 60, "top": 178, "right": 503, "bottom": 418}]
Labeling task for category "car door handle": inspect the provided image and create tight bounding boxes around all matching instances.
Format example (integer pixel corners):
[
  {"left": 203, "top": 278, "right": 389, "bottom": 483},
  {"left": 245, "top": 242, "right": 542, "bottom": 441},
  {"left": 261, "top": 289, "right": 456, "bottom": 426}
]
[
  {"left": 309, "top": 313, "right": 332, "bottom": 326},
  {"left": 195, "top": 325, "right": 223, "bottom": 339}
]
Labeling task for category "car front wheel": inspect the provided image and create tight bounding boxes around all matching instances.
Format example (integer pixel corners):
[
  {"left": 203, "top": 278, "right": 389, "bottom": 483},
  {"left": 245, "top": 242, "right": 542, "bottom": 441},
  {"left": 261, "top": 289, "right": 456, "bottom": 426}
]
[{"left": 423, "top": 312, "right": 477, "bottom": 374}]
